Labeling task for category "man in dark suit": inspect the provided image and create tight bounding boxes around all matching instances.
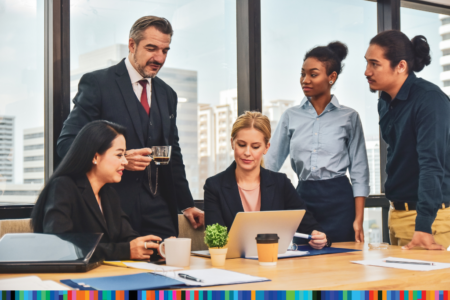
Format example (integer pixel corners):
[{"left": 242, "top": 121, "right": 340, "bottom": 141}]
[{"left": 57, "top": 16, "right": 204, "bottom": 239}]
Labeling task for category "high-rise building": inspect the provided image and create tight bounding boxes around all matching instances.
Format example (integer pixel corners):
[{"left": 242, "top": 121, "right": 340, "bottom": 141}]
[
  {"left": 197, "top": 89, "right": 238, "bottom": 193},
  {"left": 23, "top": 127, "right": 44, "bottom": 185},
  {"left": 440, "top": 15, "right": 450, "bottom": 95},
  {"left": 198, "top": 104, "right": 215, "bottom": 193},
  {"left": 262, "top": 99, "right": 297, "bottom": 186},
  {"left": 365, "top": 138, "right": 381, "bottom": 195},
  {"left": 0, "top": 116, "right": 14, "bottom": 184},
  {"left": 71, "top": 44, "right": 199, "bottom": 197}
]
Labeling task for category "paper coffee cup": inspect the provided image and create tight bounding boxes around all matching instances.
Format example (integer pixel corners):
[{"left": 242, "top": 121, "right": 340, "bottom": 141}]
[{"left": 256, "top": 233, "right": 279, "bottom": 266}]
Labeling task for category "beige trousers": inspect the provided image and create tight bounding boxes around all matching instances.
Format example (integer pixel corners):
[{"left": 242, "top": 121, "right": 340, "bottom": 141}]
[{"left": 388, "top": 205, "right": 450, "bottom": 249}]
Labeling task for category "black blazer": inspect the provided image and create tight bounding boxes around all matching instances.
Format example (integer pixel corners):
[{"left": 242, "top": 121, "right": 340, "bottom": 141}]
[
  {"left": 41, "top": 175, "right": 139, "bottom": 260},
  {"left": 204, "top": 162, "right": 323, "bottom": 234},
  {"left": 56, "top": 59, "right": 194, "bottom": 234}
]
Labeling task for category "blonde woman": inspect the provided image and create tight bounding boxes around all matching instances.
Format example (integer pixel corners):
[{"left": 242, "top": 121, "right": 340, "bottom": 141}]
[{"left": 204, "top": 111, "right": 328, "bottom": 249}]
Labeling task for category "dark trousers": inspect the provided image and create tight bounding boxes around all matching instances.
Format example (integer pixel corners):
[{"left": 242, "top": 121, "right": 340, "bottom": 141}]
[{"left": 296, "top": 176, "right": 355, "bottom": 243}]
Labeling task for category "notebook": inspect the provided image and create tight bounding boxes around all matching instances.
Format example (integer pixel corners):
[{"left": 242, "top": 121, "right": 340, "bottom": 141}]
[{"left": 61, "top": 269, "right": 270, "bottom": 290}]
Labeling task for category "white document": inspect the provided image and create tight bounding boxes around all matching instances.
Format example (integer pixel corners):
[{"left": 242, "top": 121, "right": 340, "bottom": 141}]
[
  {"left": 123, "top": 262, "right": 182, "bottom": 271},
  {"left": 352, "top": 256, "right": 450, "bottom": 271},
  {"left": 245, "top": 250, "right": 309, "bottom": 259},
  {"left": 0, "top": 276, "right": 70, "bottom": 290},
  {"left": 160, "top": 268, "right": 269, "bottom": 287}
]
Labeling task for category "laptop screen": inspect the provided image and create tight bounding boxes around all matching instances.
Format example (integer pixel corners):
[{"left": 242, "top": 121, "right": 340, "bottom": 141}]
[{"left": 0, "top": 233, "right": 102, "bottom": 262}]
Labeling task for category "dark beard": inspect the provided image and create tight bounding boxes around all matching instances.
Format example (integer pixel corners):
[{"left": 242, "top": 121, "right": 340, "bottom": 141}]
[{"left": 370, "top": 88, "right": 377, "bottom": 93}]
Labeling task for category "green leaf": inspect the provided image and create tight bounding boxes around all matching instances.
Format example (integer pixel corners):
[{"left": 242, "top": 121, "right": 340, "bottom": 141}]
[{"left": 204, "top": 223, "right": 228, "bottom": 248}]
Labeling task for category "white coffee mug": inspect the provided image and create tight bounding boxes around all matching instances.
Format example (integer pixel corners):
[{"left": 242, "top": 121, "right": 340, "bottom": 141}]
[{"left": 159, "top": 238, "right": 191, "bottom": 267}]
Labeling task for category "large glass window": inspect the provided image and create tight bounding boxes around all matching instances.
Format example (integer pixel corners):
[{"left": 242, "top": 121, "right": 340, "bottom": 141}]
[
  {"left": 70, "top": 0, "right": 237, "bottom": 199},
  {"left": 401, "top": 7, "right": 449, "bottom": 94},
  {"left": 261, "top": 0, "right": 382, "bottom": 242},
  {"left": 0, "top": 0, "right": 44, "bottom": 204}
]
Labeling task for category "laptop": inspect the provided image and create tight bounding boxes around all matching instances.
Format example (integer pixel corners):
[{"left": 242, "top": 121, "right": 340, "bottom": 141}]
[
  {"left": 0, "top": 233, "right": 103, "bottom": 273},
  {"left": 193, "top": 210, "right": 305, "bottom": 259}
]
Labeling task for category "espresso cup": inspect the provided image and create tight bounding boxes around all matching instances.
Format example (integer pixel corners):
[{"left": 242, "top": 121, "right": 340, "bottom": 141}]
[
  {"left": 255, "top": 233, "right": 279, "bottom": 266},
  {"left": 150, "top": 146, "right": 172, "bottom": 165},
  {"left": 159, "top": 238, "right": 191, "bottom": 267}
]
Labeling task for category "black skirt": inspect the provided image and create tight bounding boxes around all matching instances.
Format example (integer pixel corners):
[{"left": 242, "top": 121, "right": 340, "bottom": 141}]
[{"left": 296, "top": 176, "right": 355, "bottom": 243}]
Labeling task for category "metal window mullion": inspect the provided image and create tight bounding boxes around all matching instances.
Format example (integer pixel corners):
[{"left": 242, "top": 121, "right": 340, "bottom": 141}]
[
  {"left": 236, "top": 0, "right": 262, "bottom": 115},
  {"left": 44, "top": 0, "right": 54, "bottom": 184}
]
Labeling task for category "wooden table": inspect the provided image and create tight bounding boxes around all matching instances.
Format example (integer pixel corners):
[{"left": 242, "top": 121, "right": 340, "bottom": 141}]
[{"left": 1, "top": 242, "right": 450, "bottom": 290}]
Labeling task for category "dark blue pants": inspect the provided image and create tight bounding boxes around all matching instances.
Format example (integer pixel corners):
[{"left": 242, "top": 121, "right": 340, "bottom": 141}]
[{"left": 296, "top": 176, "right": 355, "bottom": 243}]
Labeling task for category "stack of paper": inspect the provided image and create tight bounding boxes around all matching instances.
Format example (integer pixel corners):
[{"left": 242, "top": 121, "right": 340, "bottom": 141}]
[
  {"left": 160, "top": 268, "right": 270, "bottom": 287},
  {"left": 123, "top": 262, "right": 182, "bottom": 271},
  {"left": 245, "top": 250, "right": 310, "bottom": 259},
  {"left": 104, "top": 260, "right": 182, "bottom": 271},
  {"left": 0, "top": 276, "right": 69, "bottom": 290},
  {"left": 352, "top": 256, "right": 450, "bottom": 271}
]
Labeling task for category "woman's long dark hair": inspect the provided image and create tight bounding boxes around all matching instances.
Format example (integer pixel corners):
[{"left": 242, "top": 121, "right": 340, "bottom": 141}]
[{"left": 31, "top": 120, "right": 126, "bottom": 232}]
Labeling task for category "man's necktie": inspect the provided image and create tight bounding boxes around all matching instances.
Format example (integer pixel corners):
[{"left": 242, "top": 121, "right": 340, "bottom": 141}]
[{"left": 138, "top": 80, "right": 150, "bottom": 115}]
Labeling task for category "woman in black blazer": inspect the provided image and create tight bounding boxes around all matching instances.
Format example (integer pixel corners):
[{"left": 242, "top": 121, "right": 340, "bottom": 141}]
[
  {"left": 31, "top": 121, "right": 161, "bottom": 260},
  {"left": 204, "top": 112, "right": 328, "bottom": 249}
]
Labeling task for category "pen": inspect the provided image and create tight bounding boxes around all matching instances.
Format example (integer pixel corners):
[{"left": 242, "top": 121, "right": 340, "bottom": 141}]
[
  {"left": 178, "top": 273, "right": 204, "bottom": 282},
  {"left": 294, "top": 233, "right": 313, "bottom": 240},
  {"left": 384, "top": 260, "right": 435, "bottom": 266}
]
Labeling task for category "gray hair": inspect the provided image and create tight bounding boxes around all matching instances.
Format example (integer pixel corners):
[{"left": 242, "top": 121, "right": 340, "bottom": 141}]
[{"left": 129, "top": 16, "right": 173, "bottom": 46}]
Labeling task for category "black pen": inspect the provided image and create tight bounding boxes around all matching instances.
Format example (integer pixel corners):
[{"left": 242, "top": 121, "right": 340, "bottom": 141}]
[
  {"left": 384, "top": 260, "right": 435, "bottom": 266},
  {"left": 178, "top": 273, "right": 204, "bottom": 282}
]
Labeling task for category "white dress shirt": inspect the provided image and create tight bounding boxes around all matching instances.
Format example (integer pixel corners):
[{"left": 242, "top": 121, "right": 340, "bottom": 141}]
[{"left": 125, "top": 56, "right": 152, "bottom": 108}]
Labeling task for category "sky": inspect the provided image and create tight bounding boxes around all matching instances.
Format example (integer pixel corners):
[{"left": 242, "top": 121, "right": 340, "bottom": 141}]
[{"left": 0, "top": 0, "right": 445, "bottom": 183}]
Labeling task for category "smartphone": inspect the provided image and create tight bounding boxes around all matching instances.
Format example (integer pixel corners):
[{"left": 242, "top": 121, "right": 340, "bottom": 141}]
[{"left": 149, "top": 258, "right": 166, "bottom": 265}]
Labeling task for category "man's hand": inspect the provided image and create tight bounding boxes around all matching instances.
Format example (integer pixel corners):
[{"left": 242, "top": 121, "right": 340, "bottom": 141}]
[
  {"left": 183, "top": 207, "right": 204, "bottom": 229},
  {"left": 130, "top": 235, "right": 162, "bottom": 260},
  {"left": 353, "top": 219, "right": 365, "bottom": 243},
  {"left": 309, "top": 230, "right": 328, "bottom": 249},
  {"left": 125, "top": 148, "right": 152, "bottom": 171},
  {"left": 402, "top": 231, "right": 445, "bottom": 250}
]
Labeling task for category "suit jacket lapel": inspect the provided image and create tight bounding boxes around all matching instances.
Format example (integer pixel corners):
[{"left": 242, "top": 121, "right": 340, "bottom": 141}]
[
  {"left": 260, "top": 167, "right": 276, "bottom": 211},
  {"left": 222, "top": 162, "right": 245, "bottom": 214},
  {"left": 153, "top": 78, "right": 170, "bottom": 145},
  {"left": 115, "top": 60, "right": 145, "bottom": 147},
  {"left": 76, "top": 176, "right": 109, "bottom": 235}
]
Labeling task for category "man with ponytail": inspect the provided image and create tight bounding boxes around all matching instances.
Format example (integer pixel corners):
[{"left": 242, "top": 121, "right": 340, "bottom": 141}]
[{"left": 365, "top": 30, "right": 450, "bottom": 250}]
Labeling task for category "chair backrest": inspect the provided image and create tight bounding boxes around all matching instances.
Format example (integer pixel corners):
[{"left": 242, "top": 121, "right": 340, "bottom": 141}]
[
  {"left": 0, "top": 218, "right": 32, "bottom": 239},
  {"left": 0, "top": 216, "right": 208, "bottom": 250},
  {"left": 177, "top": 214, "right": 207, "bottom": 251}
]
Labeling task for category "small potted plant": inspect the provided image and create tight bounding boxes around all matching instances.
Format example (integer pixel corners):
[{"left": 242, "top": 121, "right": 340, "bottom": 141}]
[{"left": 204, "top": 223, "right": 228, "bottom": 267}]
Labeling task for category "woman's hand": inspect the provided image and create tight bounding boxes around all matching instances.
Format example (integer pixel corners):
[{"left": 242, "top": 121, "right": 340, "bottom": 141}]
[
  {"left": 353, "top": 219, "right": 364, "bottom": 243},
  {"left": 130, "top": 235, "right": 162, "bottom": 260},
  {"left": 309, "top": 230, "right": 327, "bottom": 249}
]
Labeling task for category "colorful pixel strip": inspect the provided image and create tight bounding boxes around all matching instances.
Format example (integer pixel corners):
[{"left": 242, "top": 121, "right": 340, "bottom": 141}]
[{"left": 0, "top": 291, "right": 449, "bottom": 300}]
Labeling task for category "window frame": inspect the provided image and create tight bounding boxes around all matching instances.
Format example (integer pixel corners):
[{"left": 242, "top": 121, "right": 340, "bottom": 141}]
[{"left": 5, "top": 0, "right": 450, "bottom": 243}]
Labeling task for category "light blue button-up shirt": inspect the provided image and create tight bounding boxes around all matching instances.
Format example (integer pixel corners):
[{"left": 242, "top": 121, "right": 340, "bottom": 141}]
[{"left": 265, "top": 96, "right": 370, "bottom": 197}]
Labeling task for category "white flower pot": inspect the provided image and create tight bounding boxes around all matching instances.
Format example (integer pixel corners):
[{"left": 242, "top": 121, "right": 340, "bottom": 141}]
[{"left": 209, "top": 247, "right": 228, "bottom": 267}]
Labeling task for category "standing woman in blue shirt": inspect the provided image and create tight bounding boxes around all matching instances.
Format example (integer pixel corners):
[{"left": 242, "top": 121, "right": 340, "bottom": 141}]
[{"left": 265, "top": 42, "right": 370, "bottom": 243}]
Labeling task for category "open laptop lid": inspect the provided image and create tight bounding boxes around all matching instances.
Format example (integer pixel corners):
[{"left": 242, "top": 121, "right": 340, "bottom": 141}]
[
  {"left": 226, "top": 210, "right": 305, "bottom": 258},
  {"left": 0, "top": 233, "right": 102, "bottom": 271},
  {"left": 193, "top": 210, "right": 305, "bottom": 259}
]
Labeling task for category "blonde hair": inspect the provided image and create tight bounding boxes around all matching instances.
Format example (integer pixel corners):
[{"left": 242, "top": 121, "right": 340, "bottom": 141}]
[{"left": 231, "top": 111, "right": 271, "bottom": 167}]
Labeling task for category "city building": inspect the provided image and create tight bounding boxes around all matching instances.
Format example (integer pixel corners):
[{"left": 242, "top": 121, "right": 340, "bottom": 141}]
[
  {"left": 71, "top": 44, "right": 199, "bottom": 198},
  {"left": 262, "top": 99, "right": 297, "bottom": 186},
  {"left": 0, "top": 116, "right": 14, "bottom": 184},
  {"left": 440, "top": 14, "right": 450, "bottom": 95},
  {"left": 23, "top": 127, "right": 44, "bottom": 185},
  {"left": 366, "top": 138, "right": 381, "bottom": 195},
  {"left": 198, "top": 104, "right": 216, "bottom": 193}
]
